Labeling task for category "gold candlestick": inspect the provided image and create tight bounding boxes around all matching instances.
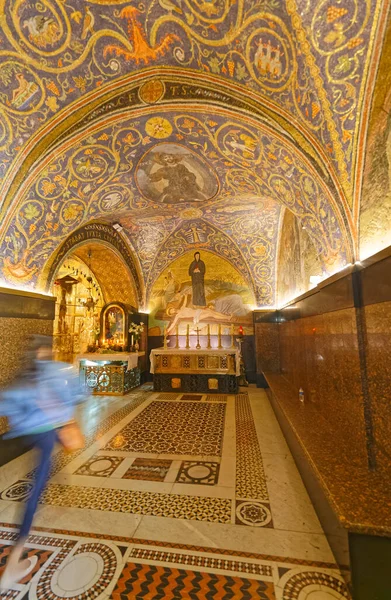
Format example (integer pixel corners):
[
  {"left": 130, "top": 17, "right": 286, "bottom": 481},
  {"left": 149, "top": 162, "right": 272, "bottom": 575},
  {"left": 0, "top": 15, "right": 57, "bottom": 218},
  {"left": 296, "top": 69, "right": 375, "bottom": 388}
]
[
  {"left": 207, "top": 324, "right": 211, "bottom": 349},
  {"left": 175, "top": 324, "right": 179, "bottom": 349},
  {"left": 218, "top": 324, "right": 222, "bottom": 349},
  {"left": 163, "top": 325, "right": 168, "bottom": 349},
  {"left": 230, "top": 324, "right": 235, "bottom": 349},
  {"left": 195, "top": 326, "right": 201, "bottom": 349},
  {"left": 186, "top": 324, "right": 190, "bottom": 349}
]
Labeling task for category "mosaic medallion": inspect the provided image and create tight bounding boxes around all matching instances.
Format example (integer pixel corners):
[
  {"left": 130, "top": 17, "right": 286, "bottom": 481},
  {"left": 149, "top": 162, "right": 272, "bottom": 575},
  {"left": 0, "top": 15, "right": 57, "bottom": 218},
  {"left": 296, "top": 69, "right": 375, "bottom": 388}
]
[
  {"left": 139, "top": 79, "right": 165, "bottom": 104},
  {"left": 75, "top": 456, "right": 124, "bottom": 477},
  {"left": 31, "top": 542, "right": 120, "bottom": 600},
  {"left": 235, "top": 501, "right": 273, "bottom": 528},
  {"left": 0, "top": 479, "right": 34, "bottom": 502},
  {"left": 280, "top": 569, "right": 350, "bottom": 599},
  {"left": 104, "top": 401, "right": 226, "bottom": 455},
  {"left": 123, "top": 458, "right": 172, "bottom": 482},
  {"left": 135, "top": 142, "right": 219, "bottom": 204},
  {"left": 176, "top": 461, "right": 220, "bottom": 486}
]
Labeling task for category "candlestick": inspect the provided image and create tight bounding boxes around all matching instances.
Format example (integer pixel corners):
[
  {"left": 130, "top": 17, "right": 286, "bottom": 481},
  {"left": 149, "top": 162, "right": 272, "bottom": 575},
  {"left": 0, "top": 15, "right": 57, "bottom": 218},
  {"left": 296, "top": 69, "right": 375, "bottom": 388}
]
[
  {"left": 175, "top": 324, "right": 179, "bottom": 349},
  {"left": 195, "top": 326, "right": 201, "bottom": 349},
  {"left": 218, "top": 324, "right": 222, "bottom": 349},
  {"left": 186, "top": 324, "right": 190, "bottom": 349},
  {"left": 207, "top": 324, "right": 211, "bottom": 349}
]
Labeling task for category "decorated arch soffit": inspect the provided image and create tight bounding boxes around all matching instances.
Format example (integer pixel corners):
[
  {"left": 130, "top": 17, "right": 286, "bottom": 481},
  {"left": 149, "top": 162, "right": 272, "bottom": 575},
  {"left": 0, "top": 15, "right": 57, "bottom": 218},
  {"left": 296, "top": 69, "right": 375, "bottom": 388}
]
[
  {"left": 0, "top": 0, "right": 389, "bottom": 216},
  {"left": 0, "top": 105, "right": 351, "bottom": 305}
]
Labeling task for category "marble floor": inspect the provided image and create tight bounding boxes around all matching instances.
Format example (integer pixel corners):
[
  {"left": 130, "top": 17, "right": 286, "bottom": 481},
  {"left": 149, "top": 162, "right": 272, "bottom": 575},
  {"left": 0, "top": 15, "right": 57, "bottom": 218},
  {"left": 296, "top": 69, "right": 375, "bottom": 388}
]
[{"left": 0, "top": 385, "right": 351, "bottom": 599}]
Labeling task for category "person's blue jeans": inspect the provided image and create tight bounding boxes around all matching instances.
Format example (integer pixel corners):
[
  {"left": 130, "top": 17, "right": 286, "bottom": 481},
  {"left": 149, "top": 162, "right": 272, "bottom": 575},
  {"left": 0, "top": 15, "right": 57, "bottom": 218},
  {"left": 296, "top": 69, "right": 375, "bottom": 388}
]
[{"left": 18, "top": 429, "right": 57, "bottom": 540}]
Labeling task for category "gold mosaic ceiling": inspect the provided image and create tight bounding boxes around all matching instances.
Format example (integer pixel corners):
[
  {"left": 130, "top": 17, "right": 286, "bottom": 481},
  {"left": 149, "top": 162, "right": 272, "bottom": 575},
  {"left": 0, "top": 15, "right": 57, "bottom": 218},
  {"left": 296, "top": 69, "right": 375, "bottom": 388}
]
[{"left": 0, "top": 0, "right": 389, "bottom": 306}]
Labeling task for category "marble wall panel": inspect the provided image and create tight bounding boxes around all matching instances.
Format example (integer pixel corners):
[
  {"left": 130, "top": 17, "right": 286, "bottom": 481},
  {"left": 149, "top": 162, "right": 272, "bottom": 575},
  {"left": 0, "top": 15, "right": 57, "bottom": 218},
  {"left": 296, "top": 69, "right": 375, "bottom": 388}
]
[
  {"left": 364, "top": 300, "right": 391, "bottom": 463},
  {"left": 278, "top": 308, "right": 368, "bottom": 470},
  {"left": 255, "top": 323, "right": 280, "bottom": 374}
]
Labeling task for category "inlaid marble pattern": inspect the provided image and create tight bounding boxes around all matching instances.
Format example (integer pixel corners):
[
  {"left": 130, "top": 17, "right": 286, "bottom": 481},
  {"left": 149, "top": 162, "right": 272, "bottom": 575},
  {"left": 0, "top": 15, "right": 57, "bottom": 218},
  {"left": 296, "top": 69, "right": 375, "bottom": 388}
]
[
  {"left": 235, "top": 501, "right": 273, "bottom": 528},
  {"left": 27, "top": 391, "right": 149, "bottom": 480},
  {"left": 40, "top": 484, "right": 232, "bottom": 523},
  {"left": 235, "top": 393, "right": 269, "bottom": 502},
  {"left": 0, "top": 479, "right": 34, "bottom": 502},
  {"left": 122, "top": 458, "right": 172, "bottom": 482},
  {"left": 0, "top": 525, "right": 351, "bottom": 599},
  {"left": 75, "top": 456, "right": 124, "bottom": 478},
  {"left": 176, "top": 461, "right": 220, "bottom": 486},
  {"left": 105, "top": 401, "right": 226, "bottom": 455},
  {"left": 113, "top": 562, "right": 276, "bottom": 600},
  {"left": 206, "top": 395, "right": 228, "bottom": 402}
]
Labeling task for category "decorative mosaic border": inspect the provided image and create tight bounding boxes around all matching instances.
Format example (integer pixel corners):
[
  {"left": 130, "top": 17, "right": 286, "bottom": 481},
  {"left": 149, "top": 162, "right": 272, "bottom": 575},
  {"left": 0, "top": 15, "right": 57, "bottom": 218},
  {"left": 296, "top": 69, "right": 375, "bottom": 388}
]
[
  {"left": 0, "top": 525, "right": 351, "bottom": 600},
  {"left": 235, "top": 393, "right": 269, "bottom": 502}
]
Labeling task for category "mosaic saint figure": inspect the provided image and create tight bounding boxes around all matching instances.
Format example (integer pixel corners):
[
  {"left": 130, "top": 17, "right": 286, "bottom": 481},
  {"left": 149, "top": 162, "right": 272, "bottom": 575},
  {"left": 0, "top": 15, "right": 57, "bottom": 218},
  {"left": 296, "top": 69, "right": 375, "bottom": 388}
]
[
  {"left": 148, "top": 152, "right": 208, "bottom": 203},
  {"left": 188, "top": 251, "right": 206, "bottom": 307}
]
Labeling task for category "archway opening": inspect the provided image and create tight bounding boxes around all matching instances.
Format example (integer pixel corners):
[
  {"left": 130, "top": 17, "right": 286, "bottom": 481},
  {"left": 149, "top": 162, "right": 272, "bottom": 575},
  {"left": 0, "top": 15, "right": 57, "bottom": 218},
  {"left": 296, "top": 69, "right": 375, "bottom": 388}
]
[{"left": 51, "top": 242, "right": 138, "bottom": 361}]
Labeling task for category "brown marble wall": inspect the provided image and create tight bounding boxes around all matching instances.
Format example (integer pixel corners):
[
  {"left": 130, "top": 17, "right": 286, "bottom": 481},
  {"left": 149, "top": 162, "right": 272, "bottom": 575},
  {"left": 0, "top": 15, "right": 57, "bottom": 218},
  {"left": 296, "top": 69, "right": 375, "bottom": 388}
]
[
  {"left": 259, "top": 257, "right": 391, "bottom": 535},
  {"left": 364, "top": 300, "right": 391, "bottom": 464},
  {"left": 278, "top": 308, "right": 368, "bottom": 470},
  {"left": 254, "top": 322, "right": 280, "bottom": 373}
]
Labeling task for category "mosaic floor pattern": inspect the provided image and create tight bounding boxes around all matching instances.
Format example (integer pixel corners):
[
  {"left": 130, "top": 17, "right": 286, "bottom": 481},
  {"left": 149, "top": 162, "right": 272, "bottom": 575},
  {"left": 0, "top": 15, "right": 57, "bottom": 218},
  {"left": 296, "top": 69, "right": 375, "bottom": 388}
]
[
  {"left": 104, "top": 401, "right": 226, "bottom": 455},
  {"left": 0, "top": 388, "right": 351, "bottom": 598},
  {"left": 0, "top": 525, "right": 351, "bottom": 600}
]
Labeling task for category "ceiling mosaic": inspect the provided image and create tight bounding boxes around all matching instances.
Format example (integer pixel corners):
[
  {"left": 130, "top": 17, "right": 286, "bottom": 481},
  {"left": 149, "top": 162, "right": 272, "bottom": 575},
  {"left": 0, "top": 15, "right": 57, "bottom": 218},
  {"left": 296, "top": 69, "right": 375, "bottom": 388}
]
[
  {"left": 0, "top": 106, "right": 350, "bottom": 305},
  {"left": 0, "top": 0, "right": 387, "bottom": 211}
]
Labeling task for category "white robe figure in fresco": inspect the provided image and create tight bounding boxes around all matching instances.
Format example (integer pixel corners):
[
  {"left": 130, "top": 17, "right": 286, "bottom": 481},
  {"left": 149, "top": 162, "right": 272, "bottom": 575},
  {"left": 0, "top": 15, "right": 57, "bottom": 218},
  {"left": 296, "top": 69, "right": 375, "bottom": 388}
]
[{"left": 188, "top": 252, "right": 206, "bottom": 307}]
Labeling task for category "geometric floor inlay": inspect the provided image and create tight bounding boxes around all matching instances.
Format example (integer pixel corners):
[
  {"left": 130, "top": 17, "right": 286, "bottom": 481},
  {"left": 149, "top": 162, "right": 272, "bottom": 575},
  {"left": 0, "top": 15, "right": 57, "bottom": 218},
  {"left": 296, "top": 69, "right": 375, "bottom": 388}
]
[
  {"left": 104, "top": 401, "right": 226, "bottom": 455},
  {"left": 113, "top": 562, "right": 276, "bottom": 599},
  {"left": 123, "top": 458, "right": 172, "bottom": 482},
  {"left": 75, "top": 456, "right": 124, "bottom": 477},
  {"left": 176, "top": 461, "right": 220, "bottom": 486},
  {"left": 235, "top": 501, "right": 273, "bottom": 528},
  {"left": 40, "top": 484, "right": 232, "bottom": 523},
  {"left": 235, "top": 394, "right": 269, "bottom": 502},
  {"left": 0, "top": 524, "right": 351, "bottom": 599}
]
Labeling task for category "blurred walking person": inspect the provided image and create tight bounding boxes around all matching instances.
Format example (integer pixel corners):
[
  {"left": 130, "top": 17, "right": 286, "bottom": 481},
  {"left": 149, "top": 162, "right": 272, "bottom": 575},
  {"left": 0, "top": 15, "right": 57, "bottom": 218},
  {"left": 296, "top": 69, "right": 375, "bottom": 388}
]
[{"left": 0, "top": 335, "right": 84, "bottom": 589}]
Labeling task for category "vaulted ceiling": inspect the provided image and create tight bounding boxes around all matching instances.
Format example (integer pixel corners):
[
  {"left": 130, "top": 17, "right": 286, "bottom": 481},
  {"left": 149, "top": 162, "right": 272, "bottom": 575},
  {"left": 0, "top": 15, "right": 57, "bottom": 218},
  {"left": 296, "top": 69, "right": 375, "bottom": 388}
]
[{"left": 0, "top": 0, "right": 389, "bottom": 306}]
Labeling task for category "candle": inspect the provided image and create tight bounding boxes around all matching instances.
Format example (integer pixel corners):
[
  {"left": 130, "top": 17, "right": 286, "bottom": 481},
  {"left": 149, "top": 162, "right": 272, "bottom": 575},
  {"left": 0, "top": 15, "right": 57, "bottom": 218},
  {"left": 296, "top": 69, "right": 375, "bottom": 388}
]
[
  {"left": 176, "top": 325, "right": 179, "bottom": 335},
  {"left": 207, "top": 324, "right": 210, "bottom": 335},
  {"left": 218, "top": 324, "right": 221, "bottom": 335},
  {"left": 187, "top": 324, "right": 189, "bottom": 334},
  {"left": 239, "top": 325, "right": 244, "bottom": 336}
]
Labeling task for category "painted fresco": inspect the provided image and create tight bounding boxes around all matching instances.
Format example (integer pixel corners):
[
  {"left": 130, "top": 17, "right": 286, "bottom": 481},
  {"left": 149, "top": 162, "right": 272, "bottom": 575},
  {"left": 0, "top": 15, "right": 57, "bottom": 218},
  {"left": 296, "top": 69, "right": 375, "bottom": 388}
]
[
  {"left": 0, "top": 108, "right": 348, "bottom": 306},
  {"left": 277, "top": 209, "right": 322, "bottom": 306},
  {"left": 359, "top": 29, "right": 391, "bottom": 260},
  {"left": 0, "top": 0, "right": 385, "bottom": 208},
  {"left": 136, "top": 143, "right": 219, "bottom": 203},
  {"left": 148, "top": 250, "right": 255, "bottom": 336}
]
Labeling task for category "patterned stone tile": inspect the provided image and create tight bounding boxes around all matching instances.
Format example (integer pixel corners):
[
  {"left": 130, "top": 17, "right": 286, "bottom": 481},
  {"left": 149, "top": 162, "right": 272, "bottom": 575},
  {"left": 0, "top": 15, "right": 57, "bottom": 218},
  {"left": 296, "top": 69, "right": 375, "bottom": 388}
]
[
  {"left": 26, "top": 391, "right": 150, "bottom": 481},
  {"left": 75, "top": 455, "right": 124, "bottom": 477},
  {"left": 105, "top": 401, "right": 226, "bottom": 456},
  {"left": 180, "top": 394, "right": 203, "bottom": 401},
  {"left": 40, "top": 484, "right": 232, "bottom": 523},
  {"left": 0, "top": 479, "right": 34, "bottom": 502},
  {"left": 123, "top": 458, "right": 172, "bottom": 482},
  {"left": 127, "top": 547, "right": 273, "bottom": 577},
  {"left": 156, "top": 393, "right": 181, "bottom": 400},
  {"left": 206, "top": 394, "right": 228, "bottom": 402},
  {"left": 235, "top": 501, "right": 273, "bottom": 528},
  {"left": 0, "top": 525, "right": 352, "bottom": 599},
  {"left": 112, "top": 562, "right": 276, "bottom": 600},
  {"left": 176, "top": 461, "right": 220, "bottom": 486},
  {"left": 235, "top": 394, "right": 269, "bottom": 502}
]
